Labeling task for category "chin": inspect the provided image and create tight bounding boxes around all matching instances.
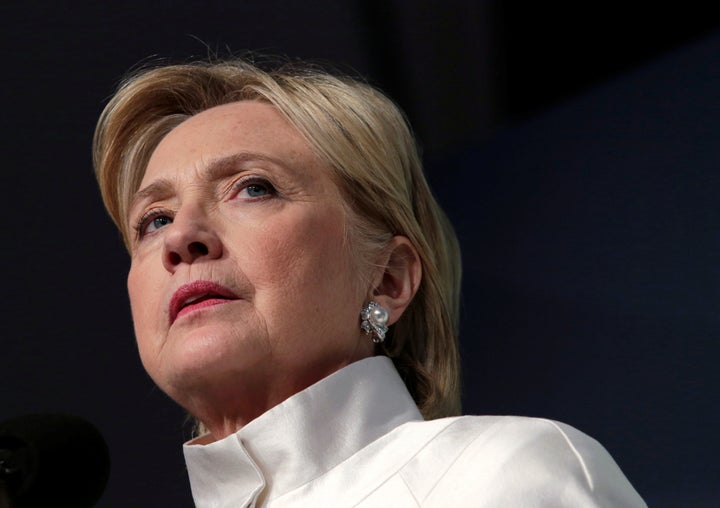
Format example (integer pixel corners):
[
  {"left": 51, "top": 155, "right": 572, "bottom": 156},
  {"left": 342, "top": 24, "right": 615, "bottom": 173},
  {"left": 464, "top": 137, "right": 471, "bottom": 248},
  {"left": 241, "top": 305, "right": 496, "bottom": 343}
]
[{"left": 154, "top": 329, "right": 264, "bottom": 393}]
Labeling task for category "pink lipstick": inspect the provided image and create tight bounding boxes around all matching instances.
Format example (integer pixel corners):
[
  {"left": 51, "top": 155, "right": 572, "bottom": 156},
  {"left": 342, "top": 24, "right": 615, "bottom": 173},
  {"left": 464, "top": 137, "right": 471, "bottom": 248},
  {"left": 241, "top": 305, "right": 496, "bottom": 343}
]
[{"left": 169, "top": 280, "right": 239, "bottom": 324}]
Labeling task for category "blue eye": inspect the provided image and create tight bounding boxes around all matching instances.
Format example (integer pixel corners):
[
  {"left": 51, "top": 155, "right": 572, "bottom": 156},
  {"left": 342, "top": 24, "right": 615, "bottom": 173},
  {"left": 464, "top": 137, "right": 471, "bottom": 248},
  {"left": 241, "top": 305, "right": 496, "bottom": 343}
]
[
  {"left": 149, "top": 215, "right": 173, "bottom": 231},
  {"left": 246, "top": 183, "right": 270, "bottom": 197},
  {"left": 236, "top": 178, "right": 275, "bottom": 200},
  {"left": 135, "top": 211, "right": 173, "bottom": 239}
]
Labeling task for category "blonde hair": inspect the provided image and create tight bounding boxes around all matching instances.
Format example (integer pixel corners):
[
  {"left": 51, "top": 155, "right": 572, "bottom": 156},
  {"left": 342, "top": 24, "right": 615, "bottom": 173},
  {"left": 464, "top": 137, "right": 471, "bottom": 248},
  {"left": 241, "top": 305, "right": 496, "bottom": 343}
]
[{"left": 93, "top": 59, "right": 462, "bottom": 419}]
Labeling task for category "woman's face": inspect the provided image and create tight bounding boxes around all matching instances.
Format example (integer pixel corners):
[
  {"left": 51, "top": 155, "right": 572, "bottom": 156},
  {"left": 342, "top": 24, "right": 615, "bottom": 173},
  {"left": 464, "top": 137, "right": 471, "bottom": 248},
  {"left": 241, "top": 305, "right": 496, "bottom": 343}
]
[{"left": 126, "top": 101, "right": 374, "bottom": 431}]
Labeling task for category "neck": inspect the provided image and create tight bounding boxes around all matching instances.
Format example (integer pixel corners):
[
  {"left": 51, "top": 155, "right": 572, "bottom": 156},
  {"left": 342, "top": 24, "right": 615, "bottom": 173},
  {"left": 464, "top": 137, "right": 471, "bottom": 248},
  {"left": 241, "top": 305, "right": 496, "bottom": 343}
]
[{"left": 176, "top": 359, "right": 366, "bottom": 441}]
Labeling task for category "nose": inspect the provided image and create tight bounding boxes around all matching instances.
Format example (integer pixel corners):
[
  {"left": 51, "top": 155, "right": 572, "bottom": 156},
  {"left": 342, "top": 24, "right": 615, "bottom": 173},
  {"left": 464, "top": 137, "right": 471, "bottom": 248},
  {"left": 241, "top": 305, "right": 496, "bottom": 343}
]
[{"left": 162, "top": 207, "right": 222, "bottom": 272}]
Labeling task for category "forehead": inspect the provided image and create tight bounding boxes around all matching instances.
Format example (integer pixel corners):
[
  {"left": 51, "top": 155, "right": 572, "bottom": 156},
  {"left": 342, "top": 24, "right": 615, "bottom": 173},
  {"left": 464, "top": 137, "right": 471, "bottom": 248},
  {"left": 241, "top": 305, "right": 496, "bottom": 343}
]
[{"left": 142, "top": 100, "right": 317, "bottom": 185}]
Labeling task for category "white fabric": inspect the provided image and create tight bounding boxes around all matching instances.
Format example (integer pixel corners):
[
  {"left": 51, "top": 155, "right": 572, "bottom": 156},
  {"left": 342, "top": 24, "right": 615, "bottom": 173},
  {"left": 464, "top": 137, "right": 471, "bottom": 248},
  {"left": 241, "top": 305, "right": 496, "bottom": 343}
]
[{"left": 184, "top": 357, "right": 647, "bottom": 507}]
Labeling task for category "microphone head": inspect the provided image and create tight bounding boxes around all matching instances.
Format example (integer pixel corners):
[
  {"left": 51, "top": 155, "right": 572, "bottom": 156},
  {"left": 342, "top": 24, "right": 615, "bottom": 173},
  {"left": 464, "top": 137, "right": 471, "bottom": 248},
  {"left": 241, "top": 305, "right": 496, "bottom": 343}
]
[{"left": 0, "top": 413, "right": 110, "bottom": 508}]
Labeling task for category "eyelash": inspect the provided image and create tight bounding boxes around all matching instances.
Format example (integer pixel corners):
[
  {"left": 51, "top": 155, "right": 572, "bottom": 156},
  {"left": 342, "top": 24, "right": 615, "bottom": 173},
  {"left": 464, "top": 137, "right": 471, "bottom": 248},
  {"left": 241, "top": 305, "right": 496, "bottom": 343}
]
[
  {"left": 134, "top": 208, "right": 173, "bottom": 240},
  {"left": 232, "top": 176, "right": 276, "bottom": 200},
  {"left": 133, "top": 177, "right": 277, "bottom": 240}
]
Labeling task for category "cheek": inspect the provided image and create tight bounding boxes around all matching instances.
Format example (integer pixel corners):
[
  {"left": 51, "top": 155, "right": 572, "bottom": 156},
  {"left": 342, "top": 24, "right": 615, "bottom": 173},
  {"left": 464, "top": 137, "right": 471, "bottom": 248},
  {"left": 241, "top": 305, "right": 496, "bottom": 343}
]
[
  {"left": 264, "top": 210, "right": 351, "bottom": 284},
  {"left": 127, "top": 260, "right": 163, "bottom": 340},
  {"left": 240, "top": 207, "right": 354, "bottom": 309}
]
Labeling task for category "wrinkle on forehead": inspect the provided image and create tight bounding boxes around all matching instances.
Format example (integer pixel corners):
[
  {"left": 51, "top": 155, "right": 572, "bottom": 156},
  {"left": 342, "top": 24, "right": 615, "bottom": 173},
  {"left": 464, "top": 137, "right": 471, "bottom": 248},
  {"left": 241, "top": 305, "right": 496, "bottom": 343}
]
[{"left": 129, "top": 101, "right": 345, "bottom": 223}]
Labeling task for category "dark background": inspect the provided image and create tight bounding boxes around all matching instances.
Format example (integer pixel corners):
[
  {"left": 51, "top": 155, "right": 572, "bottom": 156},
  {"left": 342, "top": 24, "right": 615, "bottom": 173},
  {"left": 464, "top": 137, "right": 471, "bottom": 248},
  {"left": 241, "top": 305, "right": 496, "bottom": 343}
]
[{"left": 2, "top": 2, "right": 719, "bottom": 506}]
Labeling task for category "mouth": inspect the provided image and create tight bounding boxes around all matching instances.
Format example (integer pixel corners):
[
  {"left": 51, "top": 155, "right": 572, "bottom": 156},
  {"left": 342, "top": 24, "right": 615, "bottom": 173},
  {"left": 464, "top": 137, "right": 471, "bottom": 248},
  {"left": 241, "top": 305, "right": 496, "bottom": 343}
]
[{"left": 169, "top": 280, "right": 240, "bottom": 324}]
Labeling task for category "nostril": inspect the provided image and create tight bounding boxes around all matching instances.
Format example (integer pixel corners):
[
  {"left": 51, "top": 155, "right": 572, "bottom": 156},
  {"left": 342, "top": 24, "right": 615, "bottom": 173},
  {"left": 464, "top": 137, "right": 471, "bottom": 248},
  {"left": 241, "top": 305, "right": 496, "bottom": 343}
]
[
  {"left": 165, "top": 239, "right": 215, "bottom": 268},
  {"left": 188, "top": 242, "right": 209, "bottom": 256}
]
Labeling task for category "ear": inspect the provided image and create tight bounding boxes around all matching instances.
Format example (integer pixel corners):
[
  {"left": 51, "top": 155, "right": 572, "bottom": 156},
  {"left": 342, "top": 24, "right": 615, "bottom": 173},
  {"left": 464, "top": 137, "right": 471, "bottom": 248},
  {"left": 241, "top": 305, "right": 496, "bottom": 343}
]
[{"left": 370, "top": 236, "right": 422, "bottom": 326}]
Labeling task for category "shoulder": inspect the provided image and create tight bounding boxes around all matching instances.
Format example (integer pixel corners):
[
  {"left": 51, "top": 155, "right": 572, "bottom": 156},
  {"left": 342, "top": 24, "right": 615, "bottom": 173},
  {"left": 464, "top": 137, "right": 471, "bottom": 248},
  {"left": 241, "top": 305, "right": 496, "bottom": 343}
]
[{"left": 394, "top": 416, "right": 647, "bottom": 507}]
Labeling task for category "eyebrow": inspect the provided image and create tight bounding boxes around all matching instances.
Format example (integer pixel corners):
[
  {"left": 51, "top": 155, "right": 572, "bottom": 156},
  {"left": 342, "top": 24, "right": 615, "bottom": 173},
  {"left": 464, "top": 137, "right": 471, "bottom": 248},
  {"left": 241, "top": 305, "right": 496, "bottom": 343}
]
[
  {"left": 128, "top": 178, "right": 174, "bottom": 220},
  {"left": 128, "top": 152, "right": 289, "bottom": 219},
  {"left": 204, "top": 152, "right": 283, "bottom": 181}
]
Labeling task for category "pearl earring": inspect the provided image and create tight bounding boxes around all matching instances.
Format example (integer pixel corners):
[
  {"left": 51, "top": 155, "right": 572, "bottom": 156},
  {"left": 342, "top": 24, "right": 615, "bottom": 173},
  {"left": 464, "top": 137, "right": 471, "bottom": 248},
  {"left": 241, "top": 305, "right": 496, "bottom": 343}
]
[{"left": 360, "top": 301, "right": 389, "bottom": 343}]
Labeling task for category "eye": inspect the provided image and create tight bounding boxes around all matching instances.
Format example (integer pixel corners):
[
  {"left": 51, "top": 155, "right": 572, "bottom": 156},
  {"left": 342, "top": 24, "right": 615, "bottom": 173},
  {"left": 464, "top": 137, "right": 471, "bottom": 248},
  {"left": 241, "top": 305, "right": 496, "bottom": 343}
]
[
  {"left": 135, "top": 210, "right": 173, "bottom": 239},
  {"left": 235, "top": 177, "right": 276, "bottom": 200},
  {"left": 245, "top": 183, "right": 270, "bottom": 198}
]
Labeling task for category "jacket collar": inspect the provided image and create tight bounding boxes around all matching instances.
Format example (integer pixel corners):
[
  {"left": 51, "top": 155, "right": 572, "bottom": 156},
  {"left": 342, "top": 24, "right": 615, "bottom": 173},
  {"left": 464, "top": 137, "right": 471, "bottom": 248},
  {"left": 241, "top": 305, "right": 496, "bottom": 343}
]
[{"left": 183, "top": 356, "right": 423, "bottom": 508}]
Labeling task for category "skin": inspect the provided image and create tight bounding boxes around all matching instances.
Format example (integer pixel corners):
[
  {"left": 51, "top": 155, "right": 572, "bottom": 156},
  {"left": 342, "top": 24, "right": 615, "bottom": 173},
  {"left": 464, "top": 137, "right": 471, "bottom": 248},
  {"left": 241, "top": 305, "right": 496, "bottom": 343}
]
[{"left": 126, "top": 100, "right": 421, "bottom": 441}]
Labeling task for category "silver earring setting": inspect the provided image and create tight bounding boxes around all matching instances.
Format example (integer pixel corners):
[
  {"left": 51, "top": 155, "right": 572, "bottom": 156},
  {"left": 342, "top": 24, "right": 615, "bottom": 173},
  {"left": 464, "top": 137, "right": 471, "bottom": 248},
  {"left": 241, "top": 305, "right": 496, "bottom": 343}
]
[{"left": 360, "top": 301, "right": 389, "bottom": 343}]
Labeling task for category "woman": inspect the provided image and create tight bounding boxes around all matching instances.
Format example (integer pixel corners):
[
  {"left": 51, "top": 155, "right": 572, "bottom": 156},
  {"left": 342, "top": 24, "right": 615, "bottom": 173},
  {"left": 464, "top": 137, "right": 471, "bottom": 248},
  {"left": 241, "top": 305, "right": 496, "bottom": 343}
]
[{"left": 93, "top": 60, "right": 646, "bottom": 507}]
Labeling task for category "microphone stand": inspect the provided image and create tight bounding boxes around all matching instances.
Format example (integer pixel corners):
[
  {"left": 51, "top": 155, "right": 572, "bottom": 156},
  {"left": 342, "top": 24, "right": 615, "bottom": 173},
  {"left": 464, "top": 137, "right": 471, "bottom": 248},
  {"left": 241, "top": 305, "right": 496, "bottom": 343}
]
[
  {"left": 0, "top": 449, "right": 18, "bottom": 508},
  {"left": 0, "top": 481, "right": 13, "bottom": 508}
]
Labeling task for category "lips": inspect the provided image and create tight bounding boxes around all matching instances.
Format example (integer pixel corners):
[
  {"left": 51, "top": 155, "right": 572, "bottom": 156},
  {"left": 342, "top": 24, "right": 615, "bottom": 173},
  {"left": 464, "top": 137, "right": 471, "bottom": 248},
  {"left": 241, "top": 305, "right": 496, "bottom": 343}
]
[{"left": 169, "top": 280, "right": 240, "bottom": 324}]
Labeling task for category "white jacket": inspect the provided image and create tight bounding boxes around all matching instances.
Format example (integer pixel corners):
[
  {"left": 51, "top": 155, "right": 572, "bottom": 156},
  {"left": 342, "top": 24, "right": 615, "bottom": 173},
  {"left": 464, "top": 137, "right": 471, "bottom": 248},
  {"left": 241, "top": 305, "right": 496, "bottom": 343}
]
[{"left": 184, "top": 357, "right": 647, "bottom": 507}]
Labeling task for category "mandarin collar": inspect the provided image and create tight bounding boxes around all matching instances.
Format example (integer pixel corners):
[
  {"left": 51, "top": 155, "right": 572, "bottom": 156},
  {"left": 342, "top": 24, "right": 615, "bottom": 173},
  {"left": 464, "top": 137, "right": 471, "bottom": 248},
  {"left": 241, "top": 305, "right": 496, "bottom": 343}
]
[{"left": 183, "top": 356, "right": 423, "bottom": 508}]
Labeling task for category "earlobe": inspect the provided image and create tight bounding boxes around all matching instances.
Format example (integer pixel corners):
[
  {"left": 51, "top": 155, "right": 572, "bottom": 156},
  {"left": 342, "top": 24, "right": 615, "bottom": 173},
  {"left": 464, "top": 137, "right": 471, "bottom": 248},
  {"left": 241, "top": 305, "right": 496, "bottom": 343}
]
[{"left": 370, "top": 236, "right": 422, "bottom": 326}]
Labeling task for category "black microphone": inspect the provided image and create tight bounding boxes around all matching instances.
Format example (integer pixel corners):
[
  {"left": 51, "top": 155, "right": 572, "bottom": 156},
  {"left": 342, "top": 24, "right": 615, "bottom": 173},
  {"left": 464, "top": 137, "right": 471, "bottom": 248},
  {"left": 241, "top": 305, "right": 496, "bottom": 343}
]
[{"left": 0, "top": 414, "right": 110, "bottom": 508}]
